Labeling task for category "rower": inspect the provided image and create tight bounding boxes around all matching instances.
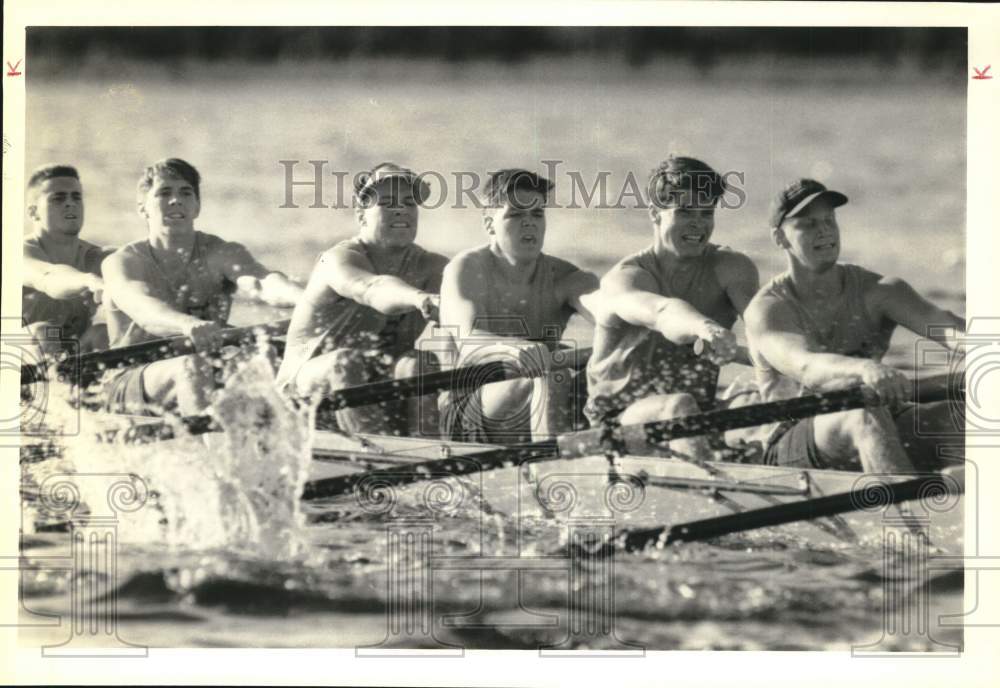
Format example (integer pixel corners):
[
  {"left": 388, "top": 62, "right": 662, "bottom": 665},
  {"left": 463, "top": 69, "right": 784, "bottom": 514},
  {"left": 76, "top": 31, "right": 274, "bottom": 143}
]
[
  {"left": 438, "top": 169, "right": 599, "bottom": 444},
  {"left": 276, "top": 162, "right": 448, "bottom": 436},
  {"left": 101, "top": 158, "right": 303, "bottom": 415},
  {"left": 584, "top": 155, "right": 759, "bottom": 462},
  {"left": 23, "top": 165, "right": 113, "bottom": 357},
  {"left": 734, "top": 178, "right": 965, "bottom": 473}
]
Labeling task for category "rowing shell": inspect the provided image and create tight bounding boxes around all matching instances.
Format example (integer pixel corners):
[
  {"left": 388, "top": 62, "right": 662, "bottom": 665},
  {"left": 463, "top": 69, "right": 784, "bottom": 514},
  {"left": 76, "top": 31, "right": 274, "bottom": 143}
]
[
  {"left": 302, "top": 432, "right": 964, "bottom": 555},
  {"left": 68, "top": 412, "right": 965, "bottom": 556}
]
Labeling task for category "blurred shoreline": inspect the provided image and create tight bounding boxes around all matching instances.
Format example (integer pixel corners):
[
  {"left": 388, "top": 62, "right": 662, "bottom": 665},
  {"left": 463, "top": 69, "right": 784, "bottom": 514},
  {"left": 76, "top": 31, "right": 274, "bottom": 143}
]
[{"left": 26, "top": 54, "right": 967, "bottom": 90}]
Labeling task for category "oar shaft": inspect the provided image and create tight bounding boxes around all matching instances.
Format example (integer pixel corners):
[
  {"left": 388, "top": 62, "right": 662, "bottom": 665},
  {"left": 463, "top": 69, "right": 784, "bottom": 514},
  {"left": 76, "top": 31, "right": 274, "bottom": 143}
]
[
  {"left": 619, "top": 471, "right": 958, "bottom": 551},
  {"left": 300, "top": 440, "right": 557, "bottom": 501},
  {"left": 301, "top": 373, "right": 957, "bottom": 501},
  {"left": 559, "top": 374, "right": 954, "bottom": 459},
  {"left": 21, "top": 320, "right": 290, "bottom": 385},
  {"left": 317, "top": 346, "right": 592, "bottom": 415}
]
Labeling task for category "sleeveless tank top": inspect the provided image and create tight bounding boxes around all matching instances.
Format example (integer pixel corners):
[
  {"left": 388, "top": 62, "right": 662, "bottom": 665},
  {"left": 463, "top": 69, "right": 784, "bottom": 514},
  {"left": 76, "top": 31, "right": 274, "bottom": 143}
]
[
  {"left": 459, "top": 245, "right": 577, "bottom": 341},
  {"left": 751, "top": 264, "right": 895, "bottom": 398},
  {"left": 586, "top": 244, "right": 739, "bottom": 419},
  {"left": 23, "top": 236, "right": 106, "bottom": 334},
  {"left": 106, "top": 232, "right": 237, "bottom": 347},
  {"left": 276, "top": 237, "right": 446, "bottom": 388}
]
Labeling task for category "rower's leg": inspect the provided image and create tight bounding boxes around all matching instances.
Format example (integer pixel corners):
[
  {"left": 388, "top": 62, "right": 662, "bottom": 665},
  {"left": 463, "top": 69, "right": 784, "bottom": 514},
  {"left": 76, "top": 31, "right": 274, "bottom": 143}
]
[
  {"left": 141, "top": 354, "right": 216, "bottom": 415},
  {"left": 619, "top": 393, "right": 712, "bottom": 462},
  {"left": 534, "top": 368, "right": 583, "bottom": 440},
  {"left": 812, "top": 407, "right": 915, "bottom": 473},
  {"left": 478, "top": 377, "right": 535, "bottom": 444},
  {"left": 78, "top": 323, "right": 109, "bottom": 353},
  {"left": 893, "top": 401, "right": 963, "bottom": 471},
  {"left": 293, "top": 348, "right": 392, "bottom": 434},
  {"left": 394, "top": 352, "right": 439, "bottom": 437},
  {"left": 24, "top": 321, "right": 68, "bottom": 358}
]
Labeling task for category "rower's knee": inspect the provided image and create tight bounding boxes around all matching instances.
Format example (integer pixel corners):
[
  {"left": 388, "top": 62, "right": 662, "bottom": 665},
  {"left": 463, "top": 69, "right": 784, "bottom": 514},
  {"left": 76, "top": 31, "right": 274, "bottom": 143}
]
[
  {"left": 325, "top": 348, "right": 365, "bottom": 386},
  {"left": 840, "top": 406, "right": 894, "bottom": 437},
  {"left": 620, "top": 392, "right": 699, "bottom": 427},
  {"left": 817, "top": 406, "right": 896, "bottom": 455},
  {"left": 659, "top": 393, "right": 700, "bottom": 418},
  {"left": 393, "top": 352, "right": 436, "bottom": 380}
]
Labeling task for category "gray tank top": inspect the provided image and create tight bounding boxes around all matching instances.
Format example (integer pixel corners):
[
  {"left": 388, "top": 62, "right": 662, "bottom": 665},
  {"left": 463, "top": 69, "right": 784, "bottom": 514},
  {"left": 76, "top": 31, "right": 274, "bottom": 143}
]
[
  {"left": 460, "top": 245, "right": 577, "bottom": 340},
  {"left": 751, "top": 263, "right": 895, "bottom": 397},
  {"left": 586, "top": 244, "right": 739, "bottom": 420},
  {"left": 276, "top": 237, "right": 446, "bottom": 388},
  {"left": 106, "top": 232, "right": 237, "bottom": 347}
]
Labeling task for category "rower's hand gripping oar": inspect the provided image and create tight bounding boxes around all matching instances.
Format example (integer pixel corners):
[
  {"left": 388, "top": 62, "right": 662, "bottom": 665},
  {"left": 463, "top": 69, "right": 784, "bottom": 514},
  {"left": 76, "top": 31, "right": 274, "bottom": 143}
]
[
  {"left": 301, "top": 372, "right": 959, "bottom": 501},
  {"left": 21, "top": 319, "right": 290, "bottom": 387}
]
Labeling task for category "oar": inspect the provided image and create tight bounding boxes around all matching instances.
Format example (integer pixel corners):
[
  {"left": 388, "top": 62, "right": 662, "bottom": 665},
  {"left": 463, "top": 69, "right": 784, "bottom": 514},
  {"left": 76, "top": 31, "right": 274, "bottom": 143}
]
[
  {"left": 607, "top": 466, "right": 965, "bottom": 553},
  {"left": 21, "top": 319, "right": 290, "bottom": 386},
  {"left": 315, "top": 345, "right": 592, "bottom": 416},
  {"left": 301, "top": 373, "right": 958, "bottom": 501},
  {"left": 107, "top": 345, "right": 594, "bottom": 440}
]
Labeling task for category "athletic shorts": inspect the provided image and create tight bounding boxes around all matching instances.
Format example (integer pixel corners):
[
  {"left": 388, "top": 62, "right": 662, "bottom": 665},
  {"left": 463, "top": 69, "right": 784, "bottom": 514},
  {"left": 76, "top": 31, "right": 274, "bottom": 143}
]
[
  {"left": 438, "top": 389, "right": 493, "bottom": 443},
  {"left": 761, "top": 416, "right": 826, "bottom": 469},
  {"left": 102, "top": 365, "right": 150, "bottom": 415}
]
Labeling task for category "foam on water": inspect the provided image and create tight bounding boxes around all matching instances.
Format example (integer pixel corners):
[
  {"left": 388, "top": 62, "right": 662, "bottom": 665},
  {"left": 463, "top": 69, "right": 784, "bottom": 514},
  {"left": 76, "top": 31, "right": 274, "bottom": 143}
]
[{"left": 25, "top": 353, "right": 316, "bottom": 562}]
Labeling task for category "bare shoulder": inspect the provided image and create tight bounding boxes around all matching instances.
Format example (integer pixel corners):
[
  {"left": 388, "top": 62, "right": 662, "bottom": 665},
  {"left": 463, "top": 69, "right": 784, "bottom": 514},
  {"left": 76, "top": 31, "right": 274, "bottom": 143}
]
[
  {"left": 202, "top": 232, "right": 254, "bottom": 259},
  {"left": 712, "top": 247, "right": 759, "bottom": 283},
  {"left": 865, "top": 272, "right": 918, "bottom": 313},
  {"left": 744, "top": 289, "right": 791, "bottom": 334},
  {"left": 23, "top": 237, "right": 47, "bottom": 261},
  {"left": 443, "top": 245, "right": 488, "bottom": 277},
  {"left": 544, "top": 252, "right": 584, "bottom": 279},
  {"left": 601, "top": 258, "right": 656, "bottom": 293},
  {"left": 101, "top": 243, "right": 138, "bottom": 277}
]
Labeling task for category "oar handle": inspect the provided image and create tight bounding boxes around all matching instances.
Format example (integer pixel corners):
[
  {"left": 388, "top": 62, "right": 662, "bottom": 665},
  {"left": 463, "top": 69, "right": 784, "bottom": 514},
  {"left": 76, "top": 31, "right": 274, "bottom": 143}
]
[{"left": 21, "top": 319, "right": 290, "bottom": 386}]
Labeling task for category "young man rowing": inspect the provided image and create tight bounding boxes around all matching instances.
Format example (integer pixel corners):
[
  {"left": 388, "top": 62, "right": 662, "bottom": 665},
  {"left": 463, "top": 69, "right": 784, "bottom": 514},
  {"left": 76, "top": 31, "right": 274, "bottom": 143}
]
[
  {"left": 735, "top": 178, "right": 965, "bottom": 473},
  {"left": 584, "top": 156, "right": 759, "bottom": 462},
  {"left": 276, "top": 163, "right": 448, "bottom": 435},
  {"left": 23, "top": 165, "right": 113, "bottom": 356},
  {"left": 102, "top": 158, "right": 303, "bottom": 415},
  {"left": 438, "top": 169, "right": 599, "bottom": 444}
]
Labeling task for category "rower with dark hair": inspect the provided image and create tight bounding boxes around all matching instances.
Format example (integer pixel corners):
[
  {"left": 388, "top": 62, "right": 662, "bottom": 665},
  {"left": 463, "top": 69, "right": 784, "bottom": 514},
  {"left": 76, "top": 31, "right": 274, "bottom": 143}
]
[
  {"left": 584, "top": 155, "right": 760, "bottom": 462},
  {"left": 23, "top": 164, "right": 113, "bottom": 356},
  {"left": 101, "top": 158, "right": 303, "bottom": 415},
  {"left": 438, "top": 169, "right": 599, "bottom": 444}
]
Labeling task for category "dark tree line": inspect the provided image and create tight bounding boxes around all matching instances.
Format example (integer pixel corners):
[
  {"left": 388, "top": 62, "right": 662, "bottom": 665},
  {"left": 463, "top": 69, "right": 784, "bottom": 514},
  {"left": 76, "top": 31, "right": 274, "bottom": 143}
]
[{"left": 27, "top": 26, "right": 965, "bottom": 70}]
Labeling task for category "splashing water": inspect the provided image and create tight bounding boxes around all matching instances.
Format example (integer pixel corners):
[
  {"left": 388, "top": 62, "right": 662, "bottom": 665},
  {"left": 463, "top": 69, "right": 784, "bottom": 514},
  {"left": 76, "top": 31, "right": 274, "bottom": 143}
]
[{"left": 24, "top": 352, "right": 316, "bottom": 562}]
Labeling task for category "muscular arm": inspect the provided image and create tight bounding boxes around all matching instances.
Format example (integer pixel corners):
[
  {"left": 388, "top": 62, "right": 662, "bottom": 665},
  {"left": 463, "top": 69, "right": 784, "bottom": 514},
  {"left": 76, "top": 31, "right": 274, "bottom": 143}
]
[
  {"left": 317, "top": 244, "right": 428, "bottom": 315},
  {"left": 869, "top": 277, "right": 965, "bottom": 351},
  {"left": 23, "top": 251, "right": 101, "bottom": 300},
  {"left": 600, "top": 266, "right": 720, "bottom": 345},
  {"left": 557, "top": 269, "right": 600, "bottom": 323},
  {"left": 746, "top": 296, "right": 872, "bottom": 391},
  {"left": 719, "top": 251, "right": 761, "bottom": 315},
  {"left": 213, "top": 242, "right": 303, "bottom": 308},
  {"left": 102, "top": 252, "right": 208, "bottom": 337}
]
